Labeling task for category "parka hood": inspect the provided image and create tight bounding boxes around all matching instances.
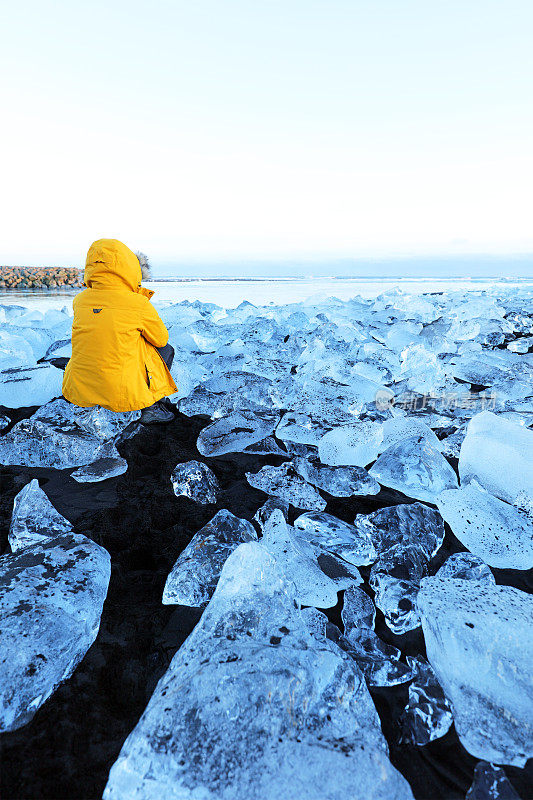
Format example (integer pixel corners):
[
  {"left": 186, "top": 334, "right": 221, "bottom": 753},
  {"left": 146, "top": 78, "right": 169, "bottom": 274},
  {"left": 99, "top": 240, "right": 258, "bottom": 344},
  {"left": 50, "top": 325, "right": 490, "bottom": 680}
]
[{"left": 84, "top": 239, "right": 142, "bottom": 293}]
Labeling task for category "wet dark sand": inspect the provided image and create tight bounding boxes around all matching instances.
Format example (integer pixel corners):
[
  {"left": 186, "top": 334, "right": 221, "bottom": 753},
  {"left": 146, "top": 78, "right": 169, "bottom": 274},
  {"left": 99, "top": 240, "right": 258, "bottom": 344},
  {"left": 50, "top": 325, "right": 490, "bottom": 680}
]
[{"left": 0, "top": 405, "right": 531, "bottom": 800}]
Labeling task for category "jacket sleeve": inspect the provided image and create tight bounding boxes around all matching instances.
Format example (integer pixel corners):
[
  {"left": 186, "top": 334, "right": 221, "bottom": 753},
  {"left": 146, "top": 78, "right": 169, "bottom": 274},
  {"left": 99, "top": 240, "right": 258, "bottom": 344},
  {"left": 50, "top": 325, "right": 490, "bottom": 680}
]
[{"left": 141, "top": 302, "right": 169, "bottom": 348}]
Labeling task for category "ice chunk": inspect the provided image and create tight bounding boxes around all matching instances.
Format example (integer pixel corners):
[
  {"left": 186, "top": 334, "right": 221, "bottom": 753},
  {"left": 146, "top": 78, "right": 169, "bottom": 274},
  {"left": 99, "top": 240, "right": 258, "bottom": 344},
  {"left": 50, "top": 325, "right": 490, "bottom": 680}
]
[
  {"left": 318, "top": 421, "right": 384, "bottom": 467},
  {"left": 292, "top": 454, "right": 379, "bottom": 497},
  {"left": 0, "top": 399, "right": 137, "bottom": 468},
  {"left": 294, "top": 511, "right": 377, "bottom": 565},
  {"left": 341, "top": 586, "right": 376, "bottom": 631},
  {"left": 355, "top": 502, "right": 445, "bottom": 560},
  {"left": 400, "top": 655, "right": 453, "bottom": 745},
  {"left": 104, "top": 542, "right": 414, "bottom": 800},
  {"left": 246, "top": 462, "right": 327, "bottom": 510},
  {"left": 459, "top": 411, "right": 533, "bottom": 505},
  {"left": 0, "top": 532, "right": 110, "bottom": 732},
  {"left": 197, "top": 410, "right": 279, "bottom": 456},
  {"left": 0, "top": 414, "right": 9, "bottom": 431},
  {"left": 369, "top": 435, "right": 458, "bottom": 502},
  {"left": 436, "top": 552, "right": 495, "bottom": 583},
  {"left": 253, "top": 497, "right": 290, "bottom": 529},
  {"left": 162, "top": 510, "right": 257, "bottom": 606},
  {"left": 465, "top": 762, "right": 521, "bottom": 800},
  {"left": 301, "top": 606, "right": 329, "bottom": 642},
  {"left": 9, "top": 479, "right": 73, "bottom": 552},
  {"left": 276, "top": 411, "right": 332, "bottom": 446},
  {"left": 0, "top": 363, "right": 63, "bottom": 408},
  {"left": 330, "top": 624, "right": 414, "bottom": 687},
  {"left": 358, "top": 504, "right": 445, "bottom": 634},
  {"left": 170, "top": 460, "right": 220, "bottom": 504},
  {"left": 418, "top": 576, "right": 533, "bottom": 766},
  {"left": 436, "top": 482, "right": 533, "bottom": 570},
  {"left": 507, "top": 336, "right": 532, "bottom": 354},
  {"left": 71, "top": 456, "right": 128, "bottom": 483},
  {"left": 371, "top": 572, "right": 421, "bottom": 634},
  {"left": 380, "top": 416, "right": 443, "bottom": 453},
  {"left": 261, "top": 510, "right": 340, "bottom": 607}
]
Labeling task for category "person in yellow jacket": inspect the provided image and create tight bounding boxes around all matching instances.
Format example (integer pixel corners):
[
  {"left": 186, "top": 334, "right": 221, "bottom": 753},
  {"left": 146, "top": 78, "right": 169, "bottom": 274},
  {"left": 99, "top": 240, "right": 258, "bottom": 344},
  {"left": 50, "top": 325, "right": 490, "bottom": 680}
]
[{"left": 62, "top": 239, "right": 177, "bottom": 424}]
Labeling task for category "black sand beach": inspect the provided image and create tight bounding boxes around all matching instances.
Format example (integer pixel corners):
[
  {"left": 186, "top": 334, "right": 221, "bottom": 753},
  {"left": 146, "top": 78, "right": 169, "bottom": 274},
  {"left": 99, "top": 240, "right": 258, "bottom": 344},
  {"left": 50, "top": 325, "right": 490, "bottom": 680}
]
[{"left": 0, "top": 404, "right": 531, "bottom": 800}]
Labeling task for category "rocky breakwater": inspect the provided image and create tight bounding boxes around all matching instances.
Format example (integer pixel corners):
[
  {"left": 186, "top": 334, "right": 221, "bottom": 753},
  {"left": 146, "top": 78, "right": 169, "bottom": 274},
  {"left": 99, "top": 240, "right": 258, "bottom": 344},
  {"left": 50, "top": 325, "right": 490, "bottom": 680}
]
[{"left": 0, "top": 266, "right": 82, "bottom": 289}]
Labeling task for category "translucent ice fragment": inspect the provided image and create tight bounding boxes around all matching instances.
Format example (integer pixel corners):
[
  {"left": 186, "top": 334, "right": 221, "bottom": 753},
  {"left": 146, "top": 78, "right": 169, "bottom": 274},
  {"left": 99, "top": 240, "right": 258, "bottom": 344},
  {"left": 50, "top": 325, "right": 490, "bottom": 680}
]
[
  {"left": 341, "top": 586, "right": 376, "bottom": 631},
  {"left": 197, "top": 410, "right": 279, "bottom": 456},
  {"left": 276, "top": 411, "right": 332, "bottom": 446},
  {"left": 459, "top": 411, "right": 533, "bottom": 505},
  {"left": 0, "top": 399, "right": 138, "bottom": 468},
  {"left": 436, "top": 552, "right": 495, "bottom": 583},
  {"left": 369, "top": 435, "right": 458, "bottom": 502},
  {"left": 294, "top": 511, "right": 377, "bottom": 565},
  {"left": 400, "top": 655, "right": 453, "bottom": 745},
  {"left": 418, "top": 576, "right": 533, "bottom": 766},
  {"left": 356, "top": 503, "right": 445, "bottom": 560},
  {"left": 292, "top": 454, "right": 379, "bottom": 497},
  {"left": 71, "top": 456, "right": 128, "bottom": 483},
  {"left": 170, "top": 460, "right": 220, "bottom": 504},
  {"left": 331, "top": 625, "right": 414, "bottom": 687},
  {"left": 162, "top": 509, "right": 257, "bottom": 606},
  {"left": 318, "top": 421, "right": 384, "bottom": 467},
  {"left": 436, "top": 482, "right": 533, "bottom": 570},
  {"left": 246, "top": 463, "right": 327, "bottom": 511},
  {"left": 371, "top": 573, "right": 421, "bottom": 635},
  {"left": 253, "top": 497, "right": 290, "bottom": 529},
  {"left": 0, "top": 532, "right": 110, "bottom": 732},
  {"left": 9, "top": 479, "right": 73, "bottom": 552},
  {"left": 465, "top": 762, "right": 521, "bottom": 800},
  {"left": 261, "top": 510, "right": 340, "bottom": 607}
]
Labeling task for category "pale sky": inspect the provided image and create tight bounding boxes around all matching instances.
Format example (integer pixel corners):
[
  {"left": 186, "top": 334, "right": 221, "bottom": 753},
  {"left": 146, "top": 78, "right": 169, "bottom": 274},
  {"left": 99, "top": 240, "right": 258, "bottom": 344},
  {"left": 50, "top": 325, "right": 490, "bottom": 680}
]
[{"left": 1, "top": 0, "right": 532, "bottom": 274}]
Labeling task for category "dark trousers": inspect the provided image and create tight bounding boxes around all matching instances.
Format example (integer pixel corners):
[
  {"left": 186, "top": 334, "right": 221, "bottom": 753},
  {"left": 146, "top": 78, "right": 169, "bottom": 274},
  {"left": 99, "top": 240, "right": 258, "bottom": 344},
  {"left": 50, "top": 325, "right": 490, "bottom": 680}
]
[{"left": 156, "top": 343, "right": 174, "bottom": 370}]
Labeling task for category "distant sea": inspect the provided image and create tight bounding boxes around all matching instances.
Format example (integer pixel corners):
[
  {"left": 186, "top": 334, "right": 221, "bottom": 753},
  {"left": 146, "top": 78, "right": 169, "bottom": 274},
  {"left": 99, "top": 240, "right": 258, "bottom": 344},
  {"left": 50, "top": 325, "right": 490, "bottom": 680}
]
[{"left": 1, "top": 275, "right": 532, "bottom": 312}]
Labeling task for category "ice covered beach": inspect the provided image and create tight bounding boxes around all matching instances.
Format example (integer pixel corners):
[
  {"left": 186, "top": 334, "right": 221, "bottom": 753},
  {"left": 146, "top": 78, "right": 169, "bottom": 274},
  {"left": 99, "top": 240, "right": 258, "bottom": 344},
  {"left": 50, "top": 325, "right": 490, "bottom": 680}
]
[{"left": 0, "top": 280, "right": 532, "bottom": 799}]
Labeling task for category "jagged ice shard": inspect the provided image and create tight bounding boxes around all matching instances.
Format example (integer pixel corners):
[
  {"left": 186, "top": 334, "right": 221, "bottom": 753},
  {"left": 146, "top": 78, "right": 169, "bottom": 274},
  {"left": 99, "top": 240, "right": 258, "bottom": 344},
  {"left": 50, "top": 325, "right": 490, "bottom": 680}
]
[
  {"left": 9, "top": 479, "right": 73, "bottom": 552},
  {"left": 459, "top": 411, "right": 533, "bottom": 505},
  {"left": 355, "top": 503, "right": 444, "bottom": 634},
  {"left": 436, "top": 482, "right": 533, "bottom": 570},
  {"left": 294, "top": 511, "right": 377, "bottom": 565},
  {"left": 400, "top": 656, "right": 453, "bottom": 746},
  {"left": 261, "top": 510, "right": 341, "bottom": 607},
  {"left": 292, "top": 454, "right": 379, "bottom": 497},
  {"left": 246, "top": 462, "right": 327, "bottom": 510},
  {"left": 162, "top": 509, "right": 257, "bottom": 606},
  {"left": 418, "top": 576, "right": 533, "bottom": 766},
  {"left": 104, "top": 543, "right": 415, "bottom": 800},
  {"left": 0, "top": 532, "right": 110, "bottom": 732},
  {"left": 465, "top": 762, "right": 521, "bottom": 800},
  {"left": 369, "top": 435, "right": 458, "bottom": 502}
]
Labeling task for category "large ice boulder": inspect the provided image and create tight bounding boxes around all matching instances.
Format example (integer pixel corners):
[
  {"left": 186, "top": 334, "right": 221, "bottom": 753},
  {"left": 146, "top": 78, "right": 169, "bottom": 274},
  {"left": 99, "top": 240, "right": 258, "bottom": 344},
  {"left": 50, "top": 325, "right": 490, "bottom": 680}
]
[
  {"left": 418, "top": 576, "right": 533, "bottom": 766},
  {"left": 104, "top": 543, "right": 414, "bottom": 800},
  {"left": 0, "top": 399, "right": 137, "bottom": 468},
  {"left": 0, "top": 532, "right": 110, "bottom": 732},
  {"left": 458, "top": 411, "right": 533, "bottom": 505}
]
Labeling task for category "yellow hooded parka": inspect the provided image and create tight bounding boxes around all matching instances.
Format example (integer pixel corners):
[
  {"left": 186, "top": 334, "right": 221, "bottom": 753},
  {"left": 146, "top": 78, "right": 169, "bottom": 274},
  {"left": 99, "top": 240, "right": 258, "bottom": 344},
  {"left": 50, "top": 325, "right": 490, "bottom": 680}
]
[{"left": 62, "top": 239, "right": 177, "bottom": 412}]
